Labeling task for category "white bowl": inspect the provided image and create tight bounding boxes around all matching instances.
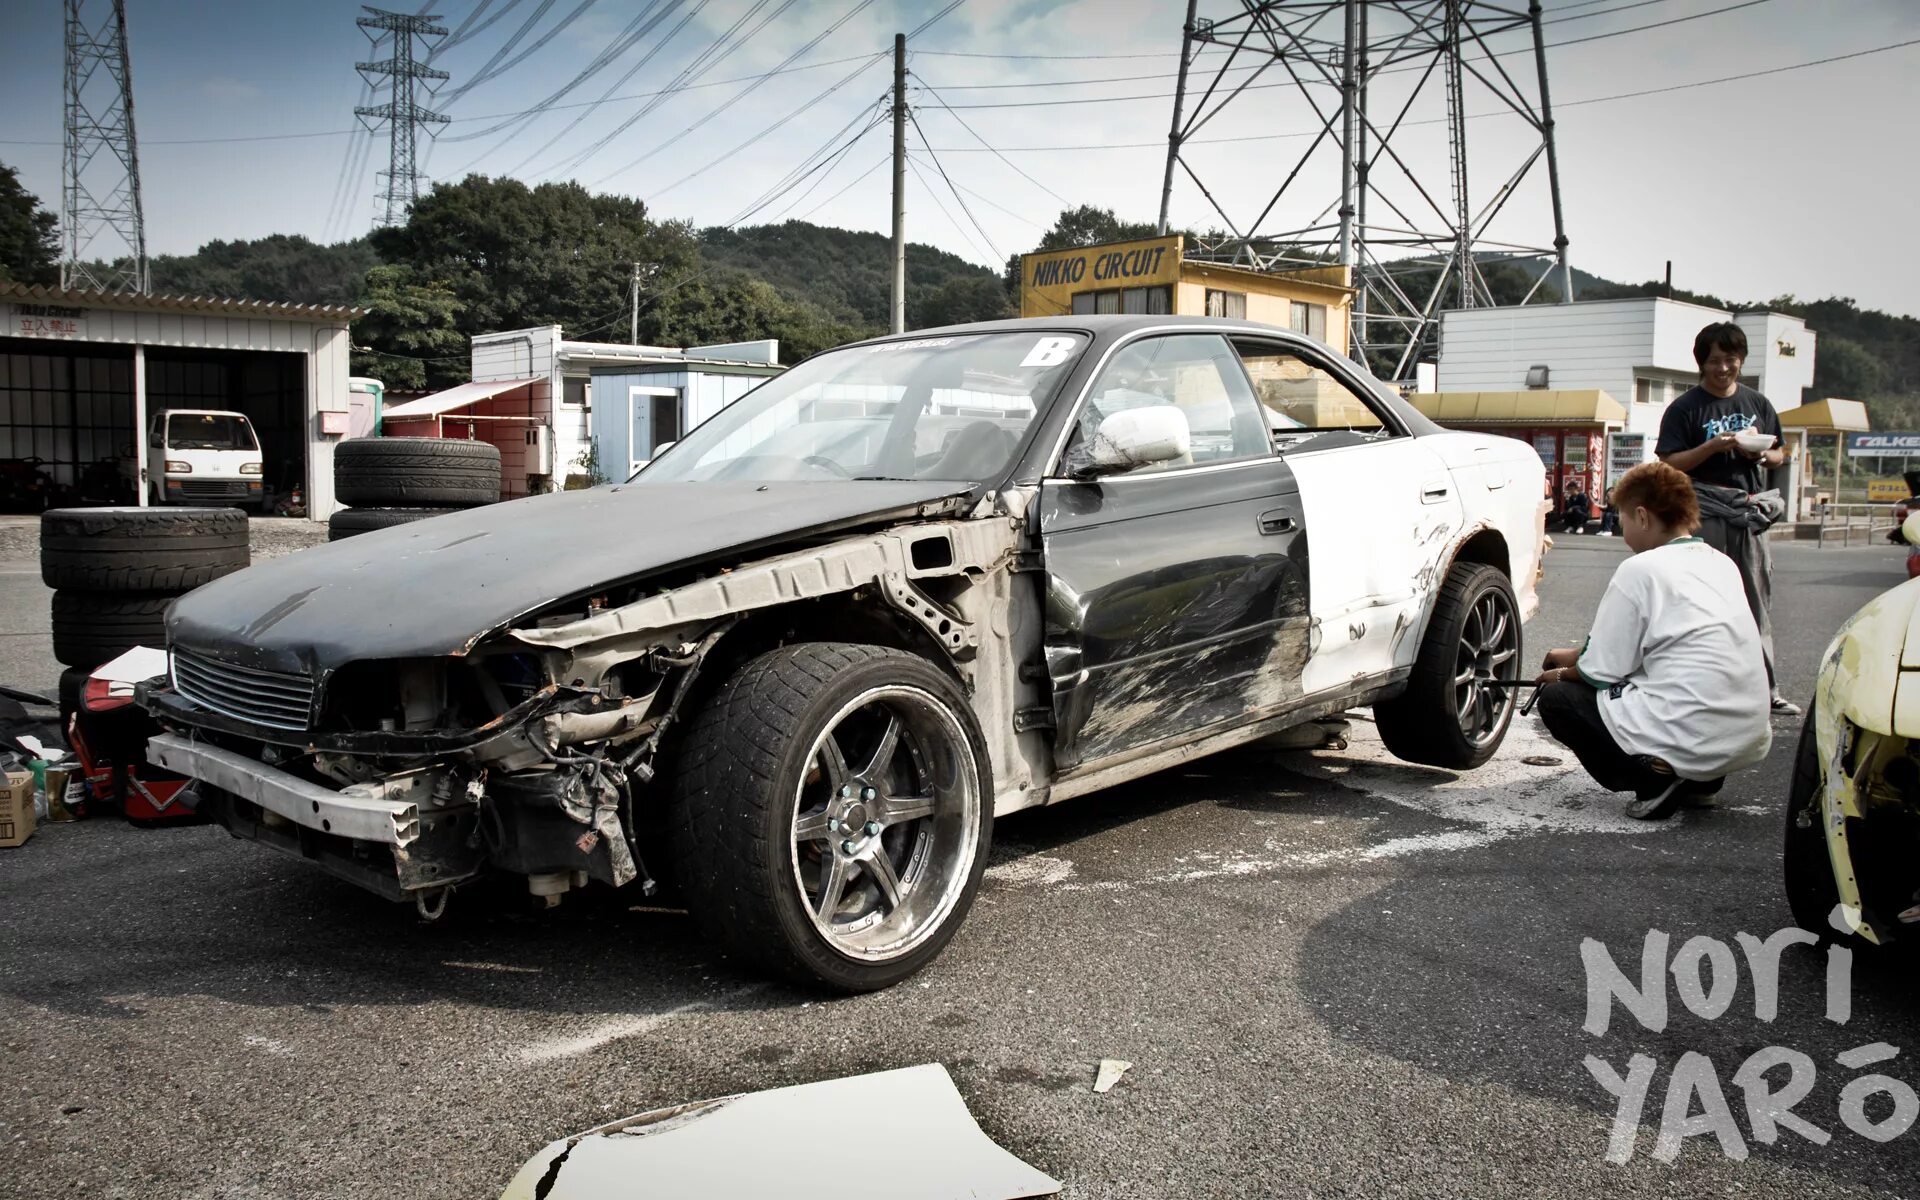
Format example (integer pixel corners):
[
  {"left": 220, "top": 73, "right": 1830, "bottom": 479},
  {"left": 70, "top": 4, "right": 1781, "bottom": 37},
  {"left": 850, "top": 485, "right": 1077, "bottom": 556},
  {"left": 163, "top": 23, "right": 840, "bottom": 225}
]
[{"left": 1733, "top": 430, "right": 1775, "bottom": 453}]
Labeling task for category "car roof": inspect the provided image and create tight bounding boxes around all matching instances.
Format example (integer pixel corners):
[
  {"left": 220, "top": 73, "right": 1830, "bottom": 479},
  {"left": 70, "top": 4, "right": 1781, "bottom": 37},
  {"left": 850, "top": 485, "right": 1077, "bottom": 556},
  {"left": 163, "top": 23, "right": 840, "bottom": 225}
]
[{"left": 842, "top": 314, "right": 1320, "bottom": 347}]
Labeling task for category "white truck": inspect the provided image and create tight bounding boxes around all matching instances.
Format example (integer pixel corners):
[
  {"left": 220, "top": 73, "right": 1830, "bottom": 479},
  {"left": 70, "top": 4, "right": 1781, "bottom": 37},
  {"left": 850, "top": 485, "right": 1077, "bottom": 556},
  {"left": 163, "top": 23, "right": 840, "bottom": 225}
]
[{"left": 145, "top": 409, "right": 266, "bottom": 511}]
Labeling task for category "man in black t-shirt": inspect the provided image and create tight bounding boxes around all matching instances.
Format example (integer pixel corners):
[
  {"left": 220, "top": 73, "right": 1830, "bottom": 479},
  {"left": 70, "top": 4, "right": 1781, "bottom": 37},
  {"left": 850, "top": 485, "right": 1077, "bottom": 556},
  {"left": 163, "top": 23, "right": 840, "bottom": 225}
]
[{"left": 1655, "top": 320, "right": 1796, "bottom": 715}]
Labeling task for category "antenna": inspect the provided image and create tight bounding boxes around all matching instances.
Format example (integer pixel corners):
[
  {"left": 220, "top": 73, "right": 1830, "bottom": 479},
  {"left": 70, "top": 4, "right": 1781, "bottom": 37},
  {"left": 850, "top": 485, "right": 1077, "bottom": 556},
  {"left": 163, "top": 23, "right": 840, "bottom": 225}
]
[
  {"left": 1161, "top": 0, "right": 1574, "bottom": 380},
  {"left": 61, "top": 0, "right": 149, "bottom": 293},
  {"left": 354, "top": 7, "right": 450, "bottom": 228}
]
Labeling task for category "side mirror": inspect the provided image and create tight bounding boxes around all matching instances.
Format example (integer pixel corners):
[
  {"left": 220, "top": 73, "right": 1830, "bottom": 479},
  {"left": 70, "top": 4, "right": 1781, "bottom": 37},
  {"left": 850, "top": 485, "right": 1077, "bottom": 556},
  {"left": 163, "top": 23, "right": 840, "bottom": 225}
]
[
  {"left": 1903, "top": 511, "right": 1920, "bottom": 548},
  {"left": 1073, "top": 407, "right": 1191, "bottom": 479}
]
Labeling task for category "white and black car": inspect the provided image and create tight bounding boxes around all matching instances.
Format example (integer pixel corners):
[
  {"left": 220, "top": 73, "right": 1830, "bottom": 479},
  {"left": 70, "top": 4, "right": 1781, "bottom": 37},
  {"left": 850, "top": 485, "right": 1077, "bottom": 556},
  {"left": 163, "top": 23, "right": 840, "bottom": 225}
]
[{"left": 143, "top": 316, "right": 1547, "bottom": 991}]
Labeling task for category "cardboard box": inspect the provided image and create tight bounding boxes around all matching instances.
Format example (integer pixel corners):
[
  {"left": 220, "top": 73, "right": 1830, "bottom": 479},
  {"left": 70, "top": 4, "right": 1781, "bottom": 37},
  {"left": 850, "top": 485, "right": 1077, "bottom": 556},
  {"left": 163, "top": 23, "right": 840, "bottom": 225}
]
[{"left": 0, "top": 768, "right": 34, "bottom": 848}]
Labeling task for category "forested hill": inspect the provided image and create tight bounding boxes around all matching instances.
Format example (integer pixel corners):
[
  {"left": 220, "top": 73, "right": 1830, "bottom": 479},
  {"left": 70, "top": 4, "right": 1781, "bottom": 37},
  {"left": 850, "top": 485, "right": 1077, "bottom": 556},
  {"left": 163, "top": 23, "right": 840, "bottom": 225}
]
[{"left": 698, "top": 221, "right": 998, "bottom": 329}]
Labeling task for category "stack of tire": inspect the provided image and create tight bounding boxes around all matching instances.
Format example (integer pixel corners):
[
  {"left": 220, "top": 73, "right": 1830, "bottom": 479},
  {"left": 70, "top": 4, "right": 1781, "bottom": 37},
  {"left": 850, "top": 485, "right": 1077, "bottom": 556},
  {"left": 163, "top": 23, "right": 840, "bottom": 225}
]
[
  {"left": 328, "top": 437, "right": 502, "bottom": 541},
  {"left": 43, "top": 507, "right": 250, "bottom": 720}
]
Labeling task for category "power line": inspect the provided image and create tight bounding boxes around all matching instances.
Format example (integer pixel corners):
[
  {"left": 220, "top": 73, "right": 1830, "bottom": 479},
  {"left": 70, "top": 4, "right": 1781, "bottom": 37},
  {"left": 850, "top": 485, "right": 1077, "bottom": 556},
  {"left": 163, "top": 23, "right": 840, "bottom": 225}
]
[
  {"left": 922, "top": 0, "right": 1781, "bottom": 109},
  {"left": 436, "top": 0, "right": 561, "bottom": 103},
  {"left": 905, "top": 155, "right": 993, "bottom": 265},
  {"left": 610, "top": 0, "right": 879, "bottom": 183},
  {"left": 438, "top": 0, "right": 679, "bottom": 146},
  {"left": 617, "top": 52, "right": 887, "bottom": 196},
  {"left": 907, "top": 73, "right": 1067, "bottom": 204},
  {"left": 543, "top": 0, "right": 787, "bottom": 184},
  {"left": 797, "top": 148, "right": 889, "bottom": 221},
  {"left": 906, "top": 107, "right": 1001, "bottom": 261},
  {"left": 905, "top": 150, "right": 1043, "bottom": 229},
  {"left": 726, "top": 92, "right": 891, "bottom": 226},
  {"left": 908, "top": 0, "right": 967, "bottom": 38},
  {"left": 907, "top": 37, "right": 1920, "bottom": 154},
  {"left": 431, "top": 0, "right": 513, "bottom": 56}
]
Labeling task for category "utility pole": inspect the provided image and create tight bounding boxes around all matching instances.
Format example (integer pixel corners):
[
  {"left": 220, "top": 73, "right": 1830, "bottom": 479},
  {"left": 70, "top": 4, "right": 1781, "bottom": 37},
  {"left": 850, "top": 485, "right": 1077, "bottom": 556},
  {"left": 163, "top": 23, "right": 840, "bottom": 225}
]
[
  {"left": 355, "top": 7, "right": 449, "bottom": 228},
  {"left": 631, "top": 262, "right": 641, "bottom": 345},
  {"left": 62, "top": 0, "right": 149, "bottom": 293},
  {"left": 889, "top": 32, "right": 907, "bottom": 335}
]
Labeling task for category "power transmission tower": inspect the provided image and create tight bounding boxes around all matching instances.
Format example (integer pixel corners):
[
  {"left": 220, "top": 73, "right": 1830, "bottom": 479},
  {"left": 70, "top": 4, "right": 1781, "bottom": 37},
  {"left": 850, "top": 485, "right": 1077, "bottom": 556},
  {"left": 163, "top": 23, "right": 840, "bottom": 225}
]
[
  {"left": 354, "top": 7, "right": 450, "bottom": 228},
  {"left": 61, "top": 0, "right": 149, "bottom": 294},
  {"left": 1160, "top": 0, "right": 1574, "bottom": 381}
]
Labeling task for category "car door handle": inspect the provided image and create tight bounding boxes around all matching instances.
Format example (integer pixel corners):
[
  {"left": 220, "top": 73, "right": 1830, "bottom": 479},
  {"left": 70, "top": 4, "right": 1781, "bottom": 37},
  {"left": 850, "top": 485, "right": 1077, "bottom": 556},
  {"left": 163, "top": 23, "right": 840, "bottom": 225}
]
[
  {"left": 1258, "top": 509, "right": 1297, "bottom": 535},
  {"left": 1421, "top": 485, "right": 1450, "bottom": 503}
]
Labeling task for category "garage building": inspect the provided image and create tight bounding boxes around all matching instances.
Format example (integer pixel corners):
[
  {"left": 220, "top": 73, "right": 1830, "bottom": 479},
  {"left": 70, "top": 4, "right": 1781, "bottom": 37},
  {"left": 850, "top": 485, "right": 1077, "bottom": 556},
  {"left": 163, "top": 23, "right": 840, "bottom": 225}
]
[{"left": 2, "top": 283, "right": 358, "bottom": 518}]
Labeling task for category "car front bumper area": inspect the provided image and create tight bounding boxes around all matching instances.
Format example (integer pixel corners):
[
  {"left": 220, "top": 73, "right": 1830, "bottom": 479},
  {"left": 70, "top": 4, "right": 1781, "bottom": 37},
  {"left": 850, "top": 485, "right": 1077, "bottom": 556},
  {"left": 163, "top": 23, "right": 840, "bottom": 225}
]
[{"left": 147, "top": 733, "right": 483, "bottom": 902}]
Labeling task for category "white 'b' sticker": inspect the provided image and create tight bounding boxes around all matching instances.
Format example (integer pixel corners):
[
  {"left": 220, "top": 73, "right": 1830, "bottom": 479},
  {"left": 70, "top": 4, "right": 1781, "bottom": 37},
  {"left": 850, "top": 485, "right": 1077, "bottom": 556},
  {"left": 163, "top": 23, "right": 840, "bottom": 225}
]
[{"left": 1020, "top": 336, "right": 1079, "bottom": 368}]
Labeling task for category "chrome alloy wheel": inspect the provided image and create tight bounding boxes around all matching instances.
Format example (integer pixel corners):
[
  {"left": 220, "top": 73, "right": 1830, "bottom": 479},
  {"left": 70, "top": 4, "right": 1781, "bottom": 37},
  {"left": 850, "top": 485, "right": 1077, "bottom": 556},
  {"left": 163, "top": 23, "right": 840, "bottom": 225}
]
[
  {"left": 1453, "top": 587, "right": 1520, "bottom": 746},
  {"left": 789, "top": 685, "right": 982, "bottom": 962}
]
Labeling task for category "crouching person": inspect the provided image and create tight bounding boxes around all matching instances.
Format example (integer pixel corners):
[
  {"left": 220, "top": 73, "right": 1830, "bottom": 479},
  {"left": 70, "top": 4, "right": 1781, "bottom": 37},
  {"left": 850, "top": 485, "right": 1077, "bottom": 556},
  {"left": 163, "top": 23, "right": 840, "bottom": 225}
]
[{"left": 1533, "top": 461, "right": 1773, "bottom": 820}]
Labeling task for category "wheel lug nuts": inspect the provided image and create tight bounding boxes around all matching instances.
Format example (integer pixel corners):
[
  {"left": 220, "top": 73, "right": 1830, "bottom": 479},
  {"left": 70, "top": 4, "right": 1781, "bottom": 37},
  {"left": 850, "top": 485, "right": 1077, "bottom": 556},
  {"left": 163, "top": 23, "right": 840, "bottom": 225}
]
[
  {"left": 839, "top": 785, "right": 852, "bottom": 798},
  {"left": 826, "top": 817, "right": 839, "bottom": 833},
  {"left": 864, "top": 821, "right": 881, "bottom": 836},
  {"left": 861, "top": 786, "right": 877, "bottom": 801},
  {"left": 840, "top": 840, "right": 857, "bottom": 855}
]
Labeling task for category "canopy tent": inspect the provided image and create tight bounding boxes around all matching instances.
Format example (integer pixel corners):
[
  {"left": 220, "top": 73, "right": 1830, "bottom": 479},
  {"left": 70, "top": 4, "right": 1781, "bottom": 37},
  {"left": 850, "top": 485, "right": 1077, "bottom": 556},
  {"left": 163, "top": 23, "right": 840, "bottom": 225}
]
[
  {"left": 1408, "top": 389, "right": 1627, "bottom": 427},
  {"left": 379, "top": 377, "right": 542, "bottom": 421}
]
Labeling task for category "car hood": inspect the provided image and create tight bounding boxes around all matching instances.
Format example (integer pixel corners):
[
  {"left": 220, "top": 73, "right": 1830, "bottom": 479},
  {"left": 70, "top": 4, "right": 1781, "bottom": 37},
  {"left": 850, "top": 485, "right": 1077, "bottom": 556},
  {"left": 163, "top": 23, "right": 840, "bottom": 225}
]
[{"left": 168, "top": 480, "right": 974, "bottom": 675}]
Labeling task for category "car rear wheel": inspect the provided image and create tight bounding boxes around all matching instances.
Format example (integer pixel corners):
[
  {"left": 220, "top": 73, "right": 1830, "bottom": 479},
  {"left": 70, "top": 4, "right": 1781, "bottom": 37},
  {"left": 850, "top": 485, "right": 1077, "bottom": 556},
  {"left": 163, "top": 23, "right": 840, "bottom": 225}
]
[
  {"left": 1375, "top": 561, "right": 1520, "bottom": 769},
  {"left": 667, "top": 643, "right": 992, "bottom": 992}
]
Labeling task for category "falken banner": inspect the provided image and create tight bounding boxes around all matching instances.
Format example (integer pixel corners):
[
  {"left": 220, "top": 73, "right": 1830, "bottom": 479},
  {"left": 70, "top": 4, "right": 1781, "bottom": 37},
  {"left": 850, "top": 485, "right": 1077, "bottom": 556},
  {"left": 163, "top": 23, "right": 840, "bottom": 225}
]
[{"left": 1846, "top": 432, "right": 1920, "bottom": 457}]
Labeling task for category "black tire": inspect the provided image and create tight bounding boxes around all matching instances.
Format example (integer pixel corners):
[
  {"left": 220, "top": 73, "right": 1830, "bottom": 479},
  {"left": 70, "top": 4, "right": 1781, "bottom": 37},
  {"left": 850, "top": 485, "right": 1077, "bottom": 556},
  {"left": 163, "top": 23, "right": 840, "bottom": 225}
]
[
  {"left": 327, "top": 506, "right": 462, "bottom": 541},
  {"left": 334, "top": 437, "right": 500, "bottom": 507},
  {"left": 1376, "top": 561, "right": 1522, "bottom": 770},
  {"left": 1783, "top": 706, "right": 1847, "bottom": 937},
  {"left": 40, "top": 506, "right": 248, "bottom": 592},
  {"left": 51, "top": 591, "right": 171, "bottom": 670},
  {"left": 666, "top": 643, "right": 993, "bottom": 992}
]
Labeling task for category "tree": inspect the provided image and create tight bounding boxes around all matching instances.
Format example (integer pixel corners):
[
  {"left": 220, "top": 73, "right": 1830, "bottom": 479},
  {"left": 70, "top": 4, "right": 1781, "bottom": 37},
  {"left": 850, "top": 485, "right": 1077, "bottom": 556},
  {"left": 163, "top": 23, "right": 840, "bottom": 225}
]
[
  {"left": 916, "top": 275, "right": 1014, "bottom": 328},
  {"left": 150, "top": 234, "right": 377, "bottom": 306},
  {"left": 349, "top": 265, "right": 467, "bottom": 390},
  {"left": 370, "top": 174, "right": 703, "bottom": 347},
  {"left": 0, "top": 161, "right": 59, "bottom": 286}
]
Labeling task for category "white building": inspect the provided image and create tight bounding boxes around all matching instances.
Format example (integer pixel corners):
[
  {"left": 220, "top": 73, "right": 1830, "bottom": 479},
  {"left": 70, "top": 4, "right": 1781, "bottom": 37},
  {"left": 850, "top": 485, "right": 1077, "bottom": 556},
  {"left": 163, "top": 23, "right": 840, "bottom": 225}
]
[
  {"left": 1435, "top": 297, "right": 1817, "bottom": 439},
  {"left": 381, "top": 326, "right": 782, "bottom": 496},
  {"left": 2, "top": 282, "right": 358, "bottom": 518}
]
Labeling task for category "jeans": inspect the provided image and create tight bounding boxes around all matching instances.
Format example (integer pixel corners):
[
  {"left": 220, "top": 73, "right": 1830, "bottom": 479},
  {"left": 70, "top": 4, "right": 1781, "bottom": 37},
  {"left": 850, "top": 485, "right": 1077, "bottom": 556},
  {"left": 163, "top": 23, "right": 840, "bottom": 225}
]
[
  {"left": 1697, "top": 513, "right": 1777, "bottom": 696},
  {"left": 1535, "top": 679, "right": 1662, "bottom": 794}
]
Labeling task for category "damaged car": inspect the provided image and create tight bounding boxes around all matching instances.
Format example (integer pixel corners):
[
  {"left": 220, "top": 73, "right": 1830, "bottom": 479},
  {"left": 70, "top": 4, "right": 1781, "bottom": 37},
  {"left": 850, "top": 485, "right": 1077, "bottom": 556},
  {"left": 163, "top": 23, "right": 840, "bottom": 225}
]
[
  {"left": 1785, "top": 512, "right": 1920, "bottom": 942},
  {"left": 142, "top": 316, "right": 1546, "bottom": 991}
]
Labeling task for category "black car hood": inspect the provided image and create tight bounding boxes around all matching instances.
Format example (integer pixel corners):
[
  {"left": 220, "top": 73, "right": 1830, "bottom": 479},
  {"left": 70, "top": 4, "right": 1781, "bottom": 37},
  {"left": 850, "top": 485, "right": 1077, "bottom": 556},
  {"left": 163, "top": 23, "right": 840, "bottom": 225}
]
[{"left": 169, "top": 480, "right": 973, "bottom": 675}]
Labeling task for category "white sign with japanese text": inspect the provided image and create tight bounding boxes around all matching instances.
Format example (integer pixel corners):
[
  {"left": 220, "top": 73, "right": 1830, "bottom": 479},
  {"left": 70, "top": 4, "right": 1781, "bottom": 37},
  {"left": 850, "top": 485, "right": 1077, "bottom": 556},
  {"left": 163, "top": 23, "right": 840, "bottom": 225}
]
[{"left": 10, "top": 303, "right": 88, "bottom": 339}]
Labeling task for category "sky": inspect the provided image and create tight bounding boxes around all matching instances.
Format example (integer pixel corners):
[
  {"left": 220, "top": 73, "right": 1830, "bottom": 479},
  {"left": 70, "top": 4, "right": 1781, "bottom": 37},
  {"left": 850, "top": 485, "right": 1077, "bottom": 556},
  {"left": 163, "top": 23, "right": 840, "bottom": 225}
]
[{"left": 2, "top": 0, "right": 1917, "bottom": 316}]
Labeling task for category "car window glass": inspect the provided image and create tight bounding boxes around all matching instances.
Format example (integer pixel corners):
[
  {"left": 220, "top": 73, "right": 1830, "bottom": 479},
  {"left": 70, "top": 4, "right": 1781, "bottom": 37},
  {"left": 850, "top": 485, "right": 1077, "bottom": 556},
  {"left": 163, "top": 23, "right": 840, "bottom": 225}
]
[
  {"left": 1064, "top": 334, "right": 1270, "bottom": 477},
  {"left": 1234, "top": 342, "right": 1396, "bottom": 451}
]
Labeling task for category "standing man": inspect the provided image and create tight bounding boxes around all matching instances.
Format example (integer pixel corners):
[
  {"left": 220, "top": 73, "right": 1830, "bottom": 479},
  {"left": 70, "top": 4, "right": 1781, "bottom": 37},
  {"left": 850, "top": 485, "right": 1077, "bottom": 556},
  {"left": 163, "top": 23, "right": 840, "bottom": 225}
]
[{"left": 1656, "top": 321, "right": 1797, "bottom": 715}]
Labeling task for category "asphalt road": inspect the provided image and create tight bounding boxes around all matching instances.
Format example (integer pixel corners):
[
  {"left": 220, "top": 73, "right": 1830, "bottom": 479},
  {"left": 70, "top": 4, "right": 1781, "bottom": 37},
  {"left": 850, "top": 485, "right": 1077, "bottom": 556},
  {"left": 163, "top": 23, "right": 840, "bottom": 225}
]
[{"left": 4, "top": 533, "right": 1920, "bottom": 1199}]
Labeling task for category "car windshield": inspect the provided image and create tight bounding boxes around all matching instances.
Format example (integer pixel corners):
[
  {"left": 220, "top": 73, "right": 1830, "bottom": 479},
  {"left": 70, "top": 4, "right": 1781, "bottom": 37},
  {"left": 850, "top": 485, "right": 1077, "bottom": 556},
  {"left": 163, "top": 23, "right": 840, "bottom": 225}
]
[
  {"left": 167, "top": 413, "right": 256, "bottom": 451},
  {"left": 632, "top": 331, "right": 1086, "bottom": 484}
]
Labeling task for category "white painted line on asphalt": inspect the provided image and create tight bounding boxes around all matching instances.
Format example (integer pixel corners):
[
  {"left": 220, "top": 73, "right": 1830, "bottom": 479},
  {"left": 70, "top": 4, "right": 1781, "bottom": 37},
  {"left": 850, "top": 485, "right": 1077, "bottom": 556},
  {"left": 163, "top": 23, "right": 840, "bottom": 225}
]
[
  {"left": 985, "top": 854, "right": 1076, "bottom": 887},
  {"left": 441, "top": 960, "right": 543, "bottom": 974},
  {"left": 517, "top": 987, "right": 764, "bottom": 1063}
]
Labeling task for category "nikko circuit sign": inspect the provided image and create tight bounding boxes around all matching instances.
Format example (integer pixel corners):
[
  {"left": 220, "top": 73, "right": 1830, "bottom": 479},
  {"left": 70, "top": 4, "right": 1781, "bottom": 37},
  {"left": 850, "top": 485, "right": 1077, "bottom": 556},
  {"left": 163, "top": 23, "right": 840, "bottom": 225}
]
[{"left": 1846, "top": 432, "right": 1920, "bottom": 457}]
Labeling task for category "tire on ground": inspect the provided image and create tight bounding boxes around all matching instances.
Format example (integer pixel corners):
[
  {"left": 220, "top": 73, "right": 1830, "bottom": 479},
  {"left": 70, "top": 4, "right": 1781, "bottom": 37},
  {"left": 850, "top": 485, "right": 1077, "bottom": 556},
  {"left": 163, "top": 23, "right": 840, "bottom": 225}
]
[
  {"left": 1375, "top": 560, "right": 1521, "bottom": 770},
  {"left": 58, "top": 665, "right": 90, "bottom": 734},
  {"left": 51, "top": 591, "right": 172, "bottom": 670},
  {"left": 40, "top": 506, "right": 248, "bottom": 592},
  {"left": 327, "top": 506, "right": 462, "bottom": 541},
  {"left": 333, "top": 437, "right": 501, "bottom": 507},
  {"left": 665, "top": 642, "right": 993, "bottom": 992}
]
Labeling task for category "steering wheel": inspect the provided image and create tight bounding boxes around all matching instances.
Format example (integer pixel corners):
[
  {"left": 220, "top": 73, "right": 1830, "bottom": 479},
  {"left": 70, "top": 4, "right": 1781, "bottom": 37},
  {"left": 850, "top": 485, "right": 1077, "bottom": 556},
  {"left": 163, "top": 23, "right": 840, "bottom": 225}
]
[{"left": 801, "top": 455, "right": 850, "bottom": 478}]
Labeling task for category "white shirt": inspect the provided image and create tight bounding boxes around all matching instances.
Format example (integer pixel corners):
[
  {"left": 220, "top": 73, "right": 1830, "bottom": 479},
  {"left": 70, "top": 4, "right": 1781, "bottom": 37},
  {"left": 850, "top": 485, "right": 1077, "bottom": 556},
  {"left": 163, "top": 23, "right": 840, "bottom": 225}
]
[{"left": 1577, "top": 538, "right": 1773, "bottom": 780}]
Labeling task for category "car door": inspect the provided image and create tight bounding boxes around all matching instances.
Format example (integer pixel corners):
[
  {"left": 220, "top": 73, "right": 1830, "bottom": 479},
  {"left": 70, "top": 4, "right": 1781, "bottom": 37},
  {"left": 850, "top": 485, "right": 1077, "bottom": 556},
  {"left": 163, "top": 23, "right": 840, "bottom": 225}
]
[
  {"left": 1039, "top": 332, "right": 1312, "bottom": 772},
  {"left": 1231, "top": 338, "right": 1464, "bottom": 695}
]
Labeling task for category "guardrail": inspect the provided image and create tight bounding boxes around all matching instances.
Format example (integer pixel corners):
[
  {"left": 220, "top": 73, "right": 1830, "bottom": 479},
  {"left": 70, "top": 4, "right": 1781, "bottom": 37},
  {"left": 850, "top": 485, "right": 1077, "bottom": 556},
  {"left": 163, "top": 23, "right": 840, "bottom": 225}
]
[{"left": 1815, "top": 501, "right": 1902, "bottom": 548}]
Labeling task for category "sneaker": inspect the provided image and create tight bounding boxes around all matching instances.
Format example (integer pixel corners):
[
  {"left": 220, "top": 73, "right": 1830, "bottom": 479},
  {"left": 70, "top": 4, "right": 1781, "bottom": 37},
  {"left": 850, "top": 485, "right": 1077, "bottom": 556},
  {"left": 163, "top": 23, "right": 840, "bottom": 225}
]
[
  {"left": 1771, "top": 696, "right": 1803, "bottom": 717},
  {"left": 1626, "top": 777, "right": 1686, "bottom": 820}
]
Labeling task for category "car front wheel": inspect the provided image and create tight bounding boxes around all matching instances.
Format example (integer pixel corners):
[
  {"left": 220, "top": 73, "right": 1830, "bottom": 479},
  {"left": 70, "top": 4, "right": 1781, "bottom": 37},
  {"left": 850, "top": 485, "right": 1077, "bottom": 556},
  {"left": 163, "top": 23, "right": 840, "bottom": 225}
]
[
  {"left": 1375, "top": 561, "right": 1520, "bottom": 769},
  {"left": 667, "top": 643, "right": 992, "bottom": 992}
]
